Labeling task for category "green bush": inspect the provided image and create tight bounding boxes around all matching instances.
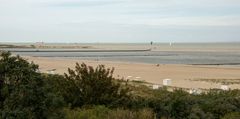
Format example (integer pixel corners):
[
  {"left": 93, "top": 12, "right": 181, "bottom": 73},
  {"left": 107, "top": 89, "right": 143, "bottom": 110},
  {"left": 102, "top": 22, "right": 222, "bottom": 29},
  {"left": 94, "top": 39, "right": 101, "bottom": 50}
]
[
  {"left": 63, "top": 63, "right": 130, "bottom": 108},
  {"left": 0, "top": 52, "right": 64, "bottom": 119},
  {"left": 107, "top": 108, "right": 156, "bottom": 119},
  {"left": 221, "top": 112, "right": 240, "bottom": 119},
  {"left": 64, "top": 106, "right": 156, "bottom": 119},
  {"left": 1, "top": 52, "right": 240, "bottom": 119}
]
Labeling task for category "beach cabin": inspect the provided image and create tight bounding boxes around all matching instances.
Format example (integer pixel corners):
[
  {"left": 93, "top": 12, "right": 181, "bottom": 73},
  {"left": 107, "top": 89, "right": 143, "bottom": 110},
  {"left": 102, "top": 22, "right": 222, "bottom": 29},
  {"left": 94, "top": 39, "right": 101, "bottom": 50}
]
[
  {"left": 126, "top": 76, "right": 132, "bottom": 80},
  {"left": 189, "top": 89, "right": 202, "bottom": 95},
  {"left": 133, "top": 77, "right": 141, "bottom": 81},
  {"left": 220, "top": 85, "right": 229, "bottom": 91},
  {"left": 47, "top": 69, "right": 56, "bottom": 74},
  {"left": 152, "top": 84, "right": 160, "bottom": 90},
  {"left": 163, "top": 79, "right": 172, "bottom": 86}
]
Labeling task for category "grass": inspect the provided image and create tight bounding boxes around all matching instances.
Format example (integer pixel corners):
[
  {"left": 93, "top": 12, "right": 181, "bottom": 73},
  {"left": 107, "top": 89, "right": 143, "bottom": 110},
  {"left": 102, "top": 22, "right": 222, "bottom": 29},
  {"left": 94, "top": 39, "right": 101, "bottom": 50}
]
[{"left": 64, "top": 106, "right": 156, "bottom": 119}]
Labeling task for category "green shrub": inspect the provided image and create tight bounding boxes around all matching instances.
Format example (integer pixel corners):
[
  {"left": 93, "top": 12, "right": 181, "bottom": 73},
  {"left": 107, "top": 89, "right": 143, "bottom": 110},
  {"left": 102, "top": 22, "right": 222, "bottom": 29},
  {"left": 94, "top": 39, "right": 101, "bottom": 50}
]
[
  {"left": 64, "top": 106, "right": 156, "bottom": 119},
  {"left": 107, "top": 108, "right": 156, "bottom": 119},
  {"left": 0, "top": 52, "right": 65, "bottom": 119},
  {"left": 1, "top": 52, "right": 240, "bottom": 119},
  {"left": 63, "top": 63, "right": 130, "bottom": 108},
  {"left": 221, "top": 112, "right": 240, "bottom": 119}
]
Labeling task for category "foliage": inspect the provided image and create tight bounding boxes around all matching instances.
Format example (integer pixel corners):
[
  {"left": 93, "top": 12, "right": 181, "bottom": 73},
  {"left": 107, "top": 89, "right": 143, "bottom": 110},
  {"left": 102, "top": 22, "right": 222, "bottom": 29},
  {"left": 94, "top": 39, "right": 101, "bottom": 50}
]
[
  {"left": 221, "top": 112, "right": 240, "bottom": 119},
  {"left": 0, "top": 52, "right": 64, "bottom": 119},
  {"left": 63, "top": 63, "right": 130, "bottom": 108},
  {"left": 1, "top": 52, "right": 240, "bottom": 119},
  {"left": 125, "top": 85, "right": 240, "bottom": 119},
  {"left": 64, "top": 106, "right": 156, "bottom": 119}
]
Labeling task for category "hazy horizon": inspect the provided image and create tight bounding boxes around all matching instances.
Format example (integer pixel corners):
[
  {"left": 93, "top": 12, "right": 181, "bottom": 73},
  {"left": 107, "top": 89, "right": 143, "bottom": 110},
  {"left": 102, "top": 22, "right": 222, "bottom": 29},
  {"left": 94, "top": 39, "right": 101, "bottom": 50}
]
[
  {"left": 1, "top": 41, "right": 240, "bottom": 44},
  {"left": 1, "top": 0, "right": 240, "bottom": 43}
]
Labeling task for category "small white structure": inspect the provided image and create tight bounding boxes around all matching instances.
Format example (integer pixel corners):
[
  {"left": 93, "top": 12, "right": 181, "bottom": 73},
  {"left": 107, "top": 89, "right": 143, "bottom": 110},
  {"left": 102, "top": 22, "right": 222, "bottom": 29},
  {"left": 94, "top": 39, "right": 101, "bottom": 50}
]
[
  {"left": 47, "top": 69, "right": 56, "bottom": 74},
  {"left": 189, "top": 89, "right": 194, "bottom": 94},
  {"left": 126, "top": 76, "right": 132, "bottom": 80},
  {"left": 36, "top": 69, "right": 41, "bottom": 73},
  {"left": 133, "top": 77, "right": 141, "bottom": 81},
  {"left": 163, "top": 79, "right": 172, "bottom": 86},
  {"left": 152, "top": 84, "right": 160, "bottom": 90},
  {"left": 220, "top": 85, "right": 229, "bottom": 91},
  {"left": 189, "top": 89, "right": 202, "bottom": 95}
]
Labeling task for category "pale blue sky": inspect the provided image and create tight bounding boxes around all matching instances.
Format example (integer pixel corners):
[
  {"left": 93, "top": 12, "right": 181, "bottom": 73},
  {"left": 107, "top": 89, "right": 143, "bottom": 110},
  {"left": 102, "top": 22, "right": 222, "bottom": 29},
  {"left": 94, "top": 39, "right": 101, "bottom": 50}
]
[{"left": 0, "top": 0, "right": 240, "bottom": 43}]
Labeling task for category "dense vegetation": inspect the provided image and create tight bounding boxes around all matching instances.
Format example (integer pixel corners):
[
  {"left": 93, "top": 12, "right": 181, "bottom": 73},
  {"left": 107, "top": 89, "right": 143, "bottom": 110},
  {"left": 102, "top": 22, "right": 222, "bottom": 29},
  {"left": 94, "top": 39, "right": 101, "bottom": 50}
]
[{"left": 0, "top": 52, "right": 240, "bottom": 119}]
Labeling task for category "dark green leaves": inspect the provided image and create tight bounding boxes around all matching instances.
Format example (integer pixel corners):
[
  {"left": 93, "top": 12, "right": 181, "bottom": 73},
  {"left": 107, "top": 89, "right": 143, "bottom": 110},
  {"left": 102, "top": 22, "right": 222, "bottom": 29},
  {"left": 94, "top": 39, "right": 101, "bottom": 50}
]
[{"left": 63, "top": 63, "right": 129, "bottom": 108}]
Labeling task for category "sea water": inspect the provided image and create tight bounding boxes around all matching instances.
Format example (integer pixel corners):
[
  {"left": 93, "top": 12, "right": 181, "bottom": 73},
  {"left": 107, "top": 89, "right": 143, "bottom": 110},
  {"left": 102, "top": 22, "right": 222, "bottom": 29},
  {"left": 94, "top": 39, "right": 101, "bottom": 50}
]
[{"left": 3, "top": 43, "right": 240, "bottom": 65}]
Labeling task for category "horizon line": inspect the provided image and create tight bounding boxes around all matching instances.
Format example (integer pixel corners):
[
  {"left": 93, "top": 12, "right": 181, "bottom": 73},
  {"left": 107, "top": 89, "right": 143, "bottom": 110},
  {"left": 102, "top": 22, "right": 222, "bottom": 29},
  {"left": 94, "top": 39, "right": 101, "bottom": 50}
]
[{"left": 0, "top": 41, "right": 240, "bottom": 44}]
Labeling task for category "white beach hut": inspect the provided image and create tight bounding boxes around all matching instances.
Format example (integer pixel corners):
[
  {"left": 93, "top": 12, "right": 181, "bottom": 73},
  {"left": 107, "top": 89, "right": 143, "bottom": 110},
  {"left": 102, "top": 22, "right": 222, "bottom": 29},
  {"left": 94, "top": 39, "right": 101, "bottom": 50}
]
[
  {"left": 163, "top": 79, "right": 172, "bottom": 86},
  {"left": 47, "top": 69, "right": 56, "bottom": 74},
  {"left": 152, "top": 84, "right": 160, "bottom": 90},
  {"left": 220, "top": 85, "right": 229, "bottom": 91},
  {"left": 126, "top": 76, "right": 132, "bottom": 80},
  {"left": 134, "top": 77, "right": 141, "bottom": 81},
  {"left": 189, "top": 88, "right": 202, "bottom": 95}
]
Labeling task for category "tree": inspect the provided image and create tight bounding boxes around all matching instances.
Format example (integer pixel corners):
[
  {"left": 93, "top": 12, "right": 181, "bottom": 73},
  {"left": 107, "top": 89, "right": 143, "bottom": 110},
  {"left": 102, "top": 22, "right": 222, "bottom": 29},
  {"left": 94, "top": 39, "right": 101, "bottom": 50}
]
[
  {"left": 63, "top": 63, "right": 129, "bottom": 108},
  {"left": 0, "top": 52, "right": 64, "bottom": 119}
]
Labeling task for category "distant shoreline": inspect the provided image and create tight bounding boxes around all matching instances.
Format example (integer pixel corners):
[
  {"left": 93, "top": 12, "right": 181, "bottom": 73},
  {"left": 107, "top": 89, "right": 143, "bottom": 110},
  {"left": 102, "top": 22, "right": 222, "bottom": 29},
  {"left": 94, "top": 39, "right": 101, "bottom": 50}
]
[
  {"left": 191, "top": 63, "right": 240, "bottom": 66},
  {"left": 23, "top": 56, "right": 240, "bottom": 66},
  {"left": 1, "top": 49, "right": 151, "bottom": 52}
]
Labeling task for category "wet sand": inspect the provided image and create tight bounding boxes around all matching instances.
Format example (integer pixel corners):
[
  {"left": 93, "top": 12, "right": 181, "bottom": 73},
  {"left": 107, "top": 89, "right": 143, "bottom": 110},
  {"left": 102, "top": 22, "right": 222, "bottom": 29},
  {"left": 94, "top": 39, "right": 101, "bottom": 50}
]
[{"left": 25, "top": 56, "right": 240, "bottom": 90}]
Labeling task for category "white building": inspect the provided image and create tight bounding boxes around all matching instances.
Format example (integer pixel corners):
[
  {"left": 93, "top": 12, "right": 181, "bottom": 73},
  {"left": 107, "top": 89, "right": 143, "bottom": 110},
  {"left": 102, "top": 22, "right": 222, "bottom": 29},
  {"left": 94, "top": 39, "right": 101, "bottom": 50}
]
[
  {"left": 152, "top": 84, "right": 160, "bottom": 90},
  {"left": 163, "top": 79, "right": 172, "bottom": 86},
  {"left": 220, "top": 85, "right": 229, "bottom": 91},
  {"left": 189, "top": 88, "right": 202, "bottom": 95},
  {"left": 47, "top": 69, "right": 56, "bottom": 74}
]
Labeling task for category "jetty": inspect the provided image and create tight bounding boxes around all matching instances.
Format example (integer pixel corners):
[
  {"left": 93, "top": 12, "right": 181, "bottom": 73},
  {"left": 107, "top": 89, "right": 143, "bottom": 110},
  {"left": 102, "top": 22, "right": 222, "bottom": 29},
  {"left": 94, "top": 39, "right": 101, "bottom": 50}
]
[{"left": 1, "top": 49, "right": 152, "bottom": 53}]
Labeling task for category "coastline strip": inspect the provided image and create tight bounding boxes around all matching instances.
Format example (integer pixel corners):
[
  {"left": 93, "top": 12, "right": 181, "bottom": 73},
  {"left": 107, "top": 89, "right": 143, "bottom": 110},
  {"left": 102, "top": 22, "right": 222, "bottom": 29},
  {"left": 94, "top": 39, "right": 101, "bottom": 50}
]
[{"left": 1, "top": 49, "right": 151, "bottom": 52}]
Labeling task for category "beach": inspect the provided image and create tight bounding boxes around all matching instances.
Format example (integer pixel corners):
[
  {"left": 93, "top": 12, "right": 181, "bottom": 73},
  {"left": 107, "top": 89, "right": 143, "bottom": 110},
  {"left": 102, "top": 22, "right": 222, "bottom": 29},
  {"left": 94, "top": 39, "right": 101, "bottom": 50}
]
[
  {"left": 25, "top": 56, "right": 240, "bottom": 90},
  {"left": 1, "top": 42, "right": 239, "bottom": 90}
]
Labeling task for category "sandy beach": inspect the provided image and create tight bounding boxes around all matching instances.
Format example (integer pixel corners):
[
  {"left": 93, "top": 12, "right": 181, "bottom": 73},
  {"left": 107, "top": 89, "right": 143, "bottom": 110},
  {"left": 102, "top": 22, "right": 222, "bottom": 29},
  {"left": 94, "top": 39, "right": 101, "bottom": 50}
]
[{"left": 25, "top": 56, "right": 240, "bottom": 90}]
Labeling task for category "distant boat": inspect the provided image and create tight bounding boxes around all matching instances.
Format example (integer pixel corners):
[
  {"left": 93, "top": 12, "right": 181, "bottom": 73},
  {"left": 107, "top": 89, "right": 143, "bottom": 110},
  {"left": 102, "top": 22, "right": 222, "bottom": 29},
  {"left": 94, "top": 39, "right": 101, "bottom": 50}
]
[{"left": 169, "top": 42, "right": 172, "bottom": 46}]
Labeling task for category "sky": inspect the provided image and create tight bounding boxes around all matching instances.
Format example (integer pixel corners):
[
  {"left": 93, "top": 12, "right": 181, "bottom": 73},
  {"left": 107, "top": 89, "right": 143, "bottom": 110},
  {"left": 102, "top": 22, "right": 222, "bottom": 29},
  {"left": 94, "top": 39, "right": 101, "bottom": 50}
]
[{"left": 0, "top": 0, "right": 240, "bottom": 43}]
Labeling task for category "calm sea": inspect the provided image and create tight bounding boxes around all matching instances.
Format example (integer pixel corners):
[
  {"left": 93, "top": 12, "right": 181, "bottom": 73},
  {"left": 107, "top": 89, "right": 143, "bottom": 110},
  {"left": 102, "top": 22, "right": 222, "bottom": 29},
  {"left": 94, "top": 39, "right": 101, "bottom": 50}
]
[{"left": 3, "top": 43, "right": 240, "bottom": 65}]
